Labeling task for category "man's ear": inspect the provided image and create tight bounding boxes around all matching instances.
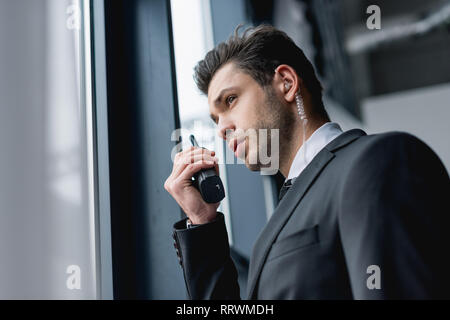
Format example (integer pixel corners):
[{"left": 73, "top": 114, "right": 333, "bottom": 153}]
[{"left": 274, "top": 64, "right": 301, "bottom": 103}]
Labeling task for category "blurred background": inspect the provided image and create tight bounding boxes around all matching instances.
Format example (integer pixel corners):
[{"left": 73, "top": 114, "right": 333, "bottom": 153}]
[{"left": 0, "top": 0, "right": 449, "bottom": 299}]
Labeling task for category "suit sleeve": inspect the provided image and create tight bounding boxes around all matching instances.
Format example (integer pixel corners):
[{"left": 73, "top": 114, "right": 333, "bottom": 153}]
[
  {"left": 172, "top": 212, "right": 240, "bottom": 300},
  {"left": 339, "top": 133, "right": 450, "bottom": 299}
]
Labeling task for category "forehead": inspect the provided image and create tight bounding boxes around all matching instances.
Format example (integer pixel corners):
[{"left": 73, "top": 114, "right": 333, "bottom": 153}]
[{"left": 207, "top": 63, "right": 255, "bottom": 105}]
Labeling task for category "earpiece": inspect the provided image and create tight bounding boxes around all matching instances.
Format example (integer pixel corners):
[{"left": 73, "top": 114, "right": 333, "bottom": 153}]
[
  {"left": 284, "top": 81, "right": 306, "bottom": 120},
  {"left": 296, "top": 92, "right": 306, "bottom": 120}
]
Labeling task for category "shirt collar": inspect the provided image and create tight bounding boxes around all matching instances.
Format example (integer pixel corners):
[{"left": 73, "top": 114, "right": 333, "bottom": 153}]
[{"left": 286, "top": 122, "right": 343, "bottom": 181}]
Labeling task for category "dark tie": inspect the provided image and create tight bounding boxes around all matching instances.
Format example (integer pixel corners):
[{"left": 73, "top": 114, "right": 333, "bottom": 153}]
[{"left": 278, "top": 178, "right": 295, "bottom": 201}]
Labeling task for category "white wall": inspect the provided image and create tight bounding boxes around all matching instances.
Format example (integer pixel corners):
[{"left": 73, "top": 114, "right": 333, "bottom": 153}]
[{"left": 326, "top": 83, "right": 450, "bottom": 173}]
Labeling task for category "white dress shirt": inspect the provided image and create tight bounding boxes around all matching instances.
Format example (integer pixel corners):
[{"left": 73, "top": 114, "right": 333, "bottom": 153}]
[{"left": 286, "top": 122, "right": 343, "bottom": 181}]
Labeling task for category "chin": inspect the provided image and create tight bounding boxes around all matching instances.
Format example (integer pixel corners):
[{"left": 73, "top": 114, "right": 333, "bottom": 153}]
[
  {"left": 246, "top": 163, "right": 261, "bottom": 171},
  {"left": 243, "top": 150, "right": 262, "bottom": 171}
]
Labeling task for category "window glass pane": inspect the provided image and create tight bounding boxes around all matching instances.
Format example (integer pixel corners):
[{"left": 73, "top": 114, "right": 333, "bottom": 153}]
[
  {"left": 0, "top": 0, "right": 98, "bottom": 299},
  {"left": 171, "top": 0, "right": 216, "bottom": 150}
]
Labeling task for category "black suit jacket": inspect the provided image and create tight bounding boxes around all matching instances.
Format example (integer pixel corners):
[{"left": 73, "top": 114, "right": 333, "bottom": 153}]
[{"left": 172, "top": 129, "right": 450, "bottom": 299}]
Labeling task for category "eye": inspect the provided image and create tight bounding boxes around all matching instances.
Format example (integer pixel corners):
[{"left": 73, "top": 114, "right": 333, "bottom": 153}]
[{"left": 226, "top": 95, "right": 237, "bottom": 106}]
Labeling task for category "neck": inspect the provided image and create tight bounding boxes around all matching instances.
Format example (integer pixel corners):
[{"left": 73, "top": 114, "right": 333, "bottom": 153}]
[{"left": 279, "top": 116, "right": 328, "bottom": 178}]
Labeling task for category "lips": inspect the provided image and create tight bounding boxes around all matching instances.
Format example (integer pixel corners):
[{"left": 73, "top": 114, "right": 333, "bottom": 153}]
[
  {"left": 228, "top": 137, "right": 245, "bottom": 155},
  {"left": 228, "top": 138, "right": 237, "bottom": 153}
]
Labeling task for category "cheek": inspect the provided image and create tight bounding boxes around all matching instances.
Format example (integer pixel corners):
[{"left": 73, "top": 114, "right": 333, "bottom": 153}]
[
  {"left": 234, "top": 93, "right": 267, "bottom": 129},
  {"left": 243, "top": 103, "right": 264, "bottom": 126},
  {"left": 232, "top": 103, "right": 252, "bottom": 127}
]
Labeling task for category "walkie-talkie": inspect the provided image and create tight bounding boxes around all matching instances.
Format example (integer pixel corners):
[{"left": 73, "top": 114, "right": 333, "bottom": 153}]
[{"left": 190, "top": 134, "right": 225, "bottom": 203}]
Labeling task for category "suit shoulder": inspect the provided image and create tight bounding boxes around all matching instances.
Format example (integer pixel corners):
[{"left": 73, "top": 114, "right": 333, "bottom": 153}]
[
  {"left": 351, "top": 130, "right": 435, "bottom": 161},
  {"left": 360, "top": 130, "right": 426, "bottom": 148},
  {"left": 341, "top": 130, "right": 449, "bottom": 186}
]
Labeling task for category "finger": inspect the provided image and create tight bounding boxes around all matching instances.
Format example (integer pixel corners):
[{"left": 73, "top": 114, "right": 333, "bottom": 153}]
[
  {"left": 175, "top": 145, "right": 194, "bottom": 160},
  {"left": 190, "top": 147, "right": 215, "bottom": 158},
  {"left": 171, "top": 153, "right": 218, "bottom": 179},
  {"left": 179, "top": 149, "right": 216, "bottom": 165},
  {"left": 171, "top": 147, "right": 215, "bottom": 180},
  {"left": 177, "top": 159, "right": 216, "bottom": 183},
  {"left": 174, "top": 145, "right": 202, "bottom": 163},
  {"left": 169, "top": 161, "right": 190, "bottom": 180},
  {"left": 178, "top": 146, "right": 215, "bottom": 159},
  {"left": 171, "top": 147, "right": 205, "bottom": 175},
  {"left": 186, "top": 153, "right": 218, "bottom": 164}
]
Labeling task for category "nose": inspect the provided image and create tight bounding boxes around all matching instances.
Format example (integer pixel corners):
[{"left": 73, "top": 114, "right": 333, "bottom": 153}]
[{"left": 217, "top": 118, "right": 235, "bottom": 141}]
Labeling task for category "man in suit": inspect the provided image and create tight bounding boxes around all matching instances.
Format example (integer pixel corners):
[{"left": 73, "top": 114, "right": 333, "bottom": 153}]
[{"left": 164, "top": 25, "right": 450, "bottom": 299}]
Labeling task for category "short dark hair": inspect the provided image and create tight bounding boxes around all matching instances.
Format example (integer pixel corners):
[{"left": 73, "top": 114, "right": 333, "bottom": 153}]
[{"left": 194, "top": 24, "right": 328, "bottom": 119}]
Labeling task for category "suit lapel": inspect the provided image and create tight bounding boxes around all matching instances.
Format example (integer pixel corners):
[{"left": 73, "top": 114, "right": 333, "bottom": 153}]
[{"left": 247, "top": 129, "right": 366, "bottom": 299}]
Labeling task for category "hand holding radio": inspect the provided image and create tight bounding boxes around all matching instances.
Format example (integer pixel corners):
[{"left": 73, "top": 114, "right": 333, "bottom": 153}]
[{"left": 164, "top": 135, "right": 225, "bottom": 225}]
